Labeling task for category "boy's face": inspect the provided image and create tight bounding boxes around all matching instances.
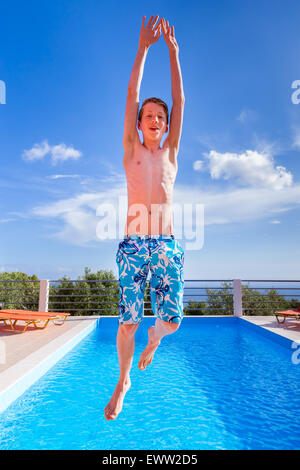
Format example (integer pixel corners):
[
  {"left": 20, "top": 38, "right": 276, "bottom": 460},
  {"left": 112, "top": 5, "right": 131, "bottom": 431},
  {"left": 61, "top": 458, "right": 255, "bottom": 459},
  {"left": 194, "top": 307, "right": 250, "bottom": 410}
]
[{"left": 138, "top": 102, "right": 168, "bottom": 141}]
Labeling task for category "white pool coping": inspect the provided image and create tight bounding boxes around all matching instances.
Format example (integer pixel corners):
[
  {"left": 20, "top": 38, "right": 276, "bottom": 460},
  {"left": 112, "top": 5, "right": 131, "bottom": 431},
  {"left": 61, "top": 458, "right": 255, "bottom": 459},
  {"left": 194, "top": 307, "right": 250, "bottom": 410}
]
[
  {"left": 0, "top": 316, "right": 99, "bottom": 414},
  {"left": 240, "top": 315, "right": 300, "bottom": 345}
]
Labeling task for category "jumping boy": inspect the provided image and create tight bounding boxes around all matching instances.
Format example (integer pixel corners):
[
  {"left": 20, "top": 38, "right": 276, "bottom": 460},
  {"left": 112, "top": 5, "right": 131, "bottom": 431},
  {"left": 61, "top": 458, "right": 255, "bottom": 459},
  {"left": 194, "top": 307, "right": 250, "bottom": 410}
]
[{"left": 105, "top": 15, "right": 185, "bottom": 421}]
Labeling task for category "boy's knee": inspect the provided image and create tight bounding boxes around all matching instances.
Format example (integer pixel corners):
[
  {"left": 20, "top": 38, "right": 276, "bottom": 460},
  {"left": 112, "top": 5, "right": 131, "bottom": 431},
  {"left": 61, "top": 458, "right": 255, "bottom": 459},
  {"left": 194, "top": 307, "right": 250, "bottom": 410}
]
[
  {"left": 159, "top": 318, "right": 180, "bottom": 333},
  {"left": 168, "top": 321, "right": 180, "bottom": 332},
  {"left": 118, "top": 323, "right": 139, "bottom": 339}
]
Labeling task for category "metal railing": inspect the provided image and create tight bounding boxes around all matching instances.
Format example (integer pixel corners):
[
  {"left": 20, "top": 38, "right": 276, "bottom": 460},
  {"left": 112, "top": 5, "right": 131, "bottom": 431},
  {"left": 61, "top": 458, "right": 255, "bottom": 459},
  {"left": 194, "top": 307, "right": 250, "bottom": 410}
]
[{"left": 0, "top": 278, "right": 299, "bottom": 317}]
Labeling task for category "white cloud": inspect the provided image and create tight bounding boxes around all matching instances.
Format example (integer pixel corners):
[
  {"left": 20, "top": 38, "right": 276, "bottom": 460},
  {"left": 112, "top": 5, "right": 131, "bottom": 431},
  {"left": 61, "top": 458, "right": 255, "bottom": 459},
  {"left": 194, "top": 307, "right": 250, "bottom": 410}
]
[
  {"left": 28, "top": 170, "right": 300, "bottom": 246},
  {"left": 50, "top": 143, "right": 82, "bottom": 164},
  {"left": 204, "top": 149, "right": 293, "bottom": 190},
  {"left": 193, "top": 160, "right": 205, "bottom": 171},
  {"left": 31, "top": 173, "right": 128, "bottom": 245},
  {"left": 237, "top": 109, "right": 257, "bottom": 123},
  {"left": 173, "top": 184, "right": 300, "bottom": 226},
  {"left": 270, "top": 220, "right": 281, "bottom": 224},
  {"left": 0, "top": 218, "right": 15, "bottom": 223},
  {"left": 22, "top": 140, "right": 82, "bottom": 165},
  {"left": 22, "top": 140, "right": 50, "bottom": 161},
  {"left": 48, "top": 174, "right": 81, "bottom": 179}
]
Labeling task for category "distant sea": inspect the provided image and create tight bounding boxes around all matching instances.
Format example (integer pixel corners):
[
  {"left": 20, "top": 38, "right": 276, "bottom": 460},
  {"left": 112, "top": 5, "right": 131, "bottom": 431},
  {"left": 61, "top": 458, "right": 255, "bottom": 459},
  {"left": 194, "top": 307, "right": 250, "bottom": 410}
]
[{"left": 181, "top": 281, "right": 300, "bottom": 305}]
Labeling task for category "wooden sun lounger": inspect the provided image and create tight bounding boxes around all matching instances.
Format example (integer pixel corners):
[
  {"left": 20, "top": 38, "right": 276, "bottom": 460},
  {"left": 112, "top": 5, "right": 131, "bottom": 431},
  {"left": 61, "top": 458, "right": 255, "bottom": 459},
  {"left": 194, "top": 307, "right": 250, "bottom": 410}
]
[
  {"left": 275, "top": 306, "right": 300, "bottom": 324},
  {"left": 0, "top": 309, "right": 70, "bottom": 333}
]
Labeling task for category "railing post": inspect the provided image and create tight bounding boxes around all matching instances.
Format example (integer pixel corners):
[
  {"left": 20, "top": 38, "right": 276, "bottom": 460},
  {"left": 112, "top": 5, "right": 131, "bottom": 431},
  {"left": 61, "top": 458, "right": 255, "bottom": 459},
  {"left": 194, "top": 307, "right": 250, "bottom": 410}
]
[
  {"left": 39, "top": 280, "right": 49, "bottom": 312},
  {"left": 233, "top": 279, "right": 243, "bottom": 316}
]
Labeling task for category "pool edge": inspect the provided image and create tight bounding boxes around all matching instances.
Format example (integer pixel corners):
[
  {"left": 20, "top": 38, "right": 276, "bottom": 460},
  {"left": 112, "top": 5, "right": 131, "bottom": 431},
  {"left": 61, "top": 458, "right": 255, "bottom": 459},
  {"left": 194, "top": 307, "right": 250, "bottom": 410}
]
[
  {"left": 238, "top": 316, "right": 297, "bottom": 349},
  {"left": 0, "top": 317, "right": 99, "bottom": 414}
]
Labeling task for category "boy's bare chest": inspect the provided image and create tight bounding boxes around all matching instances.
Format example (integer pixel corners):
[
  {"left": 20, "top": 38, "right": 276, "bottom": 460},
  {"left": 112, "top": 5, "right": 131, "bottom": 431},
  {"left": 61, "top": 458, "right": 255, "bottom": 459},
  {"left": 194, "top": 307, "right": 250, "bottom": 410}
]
[{"left": 124, "top": 145, "right": 177, "bottom": 184}]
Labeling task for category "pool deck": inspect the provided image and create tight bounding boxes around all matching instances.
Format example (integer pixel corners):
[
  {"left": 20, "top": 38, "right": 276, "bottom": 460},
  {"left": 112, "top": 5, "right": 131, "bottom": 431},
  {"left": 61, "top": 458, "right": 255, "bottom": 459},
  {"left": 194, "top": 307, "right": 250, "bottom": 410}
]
[
  {"left": 0, "top": 315, "right": 99, "bottom": 413},
  {"left": 242, "top": 315, "right": 300, "bottom": 344},
  {"left": 0, "top": 316, "right": 99, "bottom": 373},
  {"left": 0, "top": 314, "right": 299, "bottom": 412}
]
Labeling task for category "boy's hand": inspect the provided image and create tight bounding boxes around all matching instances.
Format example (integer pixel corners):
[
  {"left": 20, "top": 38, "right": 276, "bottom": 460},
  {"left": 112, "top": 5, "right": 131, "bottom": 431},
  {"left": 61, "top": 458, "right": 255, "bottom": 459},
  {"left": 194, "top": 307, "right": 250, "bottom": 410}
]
[
  {"left": 161, "top": 18, "right": 179, "bottom": 54},
  {"left": 139, "top": 15, "right": 162, "bottom": 48}
]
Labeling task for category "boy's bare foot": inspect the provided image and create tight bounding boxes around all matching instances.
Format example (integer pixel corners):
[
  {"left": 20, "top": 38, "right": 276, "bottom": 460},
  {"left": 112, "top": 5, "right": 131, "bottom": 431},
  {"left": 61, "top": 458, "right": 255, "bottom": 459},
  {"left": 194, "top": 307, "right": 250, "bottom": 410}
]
[
  {"left": 138, "top": 326, "right": 161, "bottom": 371},
  {"left": 104, "top": 378, "right": 131, "bottom": 421}
]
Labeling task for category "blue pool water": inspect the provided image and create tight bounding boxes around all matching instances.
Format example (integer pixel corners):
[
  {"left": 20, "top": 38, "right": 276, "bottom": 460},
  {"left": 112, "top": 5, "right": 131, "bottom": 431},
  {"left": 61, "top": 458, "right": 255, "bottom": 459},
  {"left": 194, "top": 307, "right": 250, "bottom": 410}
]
[{"left": 0, "top": 317, "right": 299, "bottom": 450}]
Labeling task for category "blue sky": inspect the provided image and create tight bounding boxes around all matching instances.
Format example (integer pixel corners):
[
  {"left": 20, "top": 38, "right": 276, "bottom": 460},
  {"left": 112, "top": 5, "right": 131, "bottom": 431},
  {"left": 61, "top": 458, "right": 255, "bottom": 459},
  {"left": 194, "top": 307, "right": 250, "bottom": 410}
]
[{"left": 1, "top": 0, "right": 300, "bottom": 280}]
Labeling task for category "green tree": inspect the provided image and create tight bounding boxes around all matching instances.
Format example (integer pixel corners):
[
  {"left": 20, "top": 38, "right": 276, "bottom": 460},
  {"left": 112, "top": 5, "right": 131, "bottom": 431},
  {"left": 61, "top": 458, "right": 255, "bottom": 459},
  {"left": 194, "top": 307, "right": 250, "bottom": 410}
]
[
  {"left": 182, "top": 283, "right": 300, "bottom": 317},
  {"left": 49, "top": 267, "right": 118, "bottom": 316},
  {"left": 205, "top": 281, "right": 233, "bottom": 315},
  {"left": 242, "top": 285, "right": 296, "bottom": 316},
  {"left": 0, "top": 271, "right": 39, "bottom": 310},
  {"left": 184, "top": 300, "right": 207, "bottom": 315},
  {"left": 49, "top": 277, "right": 90, "bottom": 315},
  {"left": 79, "top": 267, "right": 118, "bottom": 316}
]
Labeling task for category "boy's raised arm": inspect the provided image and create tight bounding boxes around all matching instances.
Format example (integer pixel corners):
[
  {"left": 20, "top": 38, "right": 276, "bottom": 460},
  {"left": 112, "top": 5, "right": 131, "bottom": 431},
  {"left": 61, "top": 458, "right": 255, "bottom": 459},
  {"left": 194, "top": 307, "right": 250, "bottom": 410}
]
[
  {"left": 123, "top": 16, "right": 162, "bottom": 147},
  {"left": 161, "top": 18, "right": 185, "bottom": 152}
]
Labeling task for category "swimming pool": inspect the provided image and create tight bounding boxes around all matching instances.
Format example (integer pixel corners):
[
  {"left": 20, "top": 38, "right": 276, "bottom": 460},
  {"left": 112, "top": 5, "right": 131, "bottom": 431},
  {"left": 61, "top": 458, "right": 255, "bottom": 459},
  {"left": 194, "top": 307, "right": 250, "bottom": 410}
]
[{"left": 0, "top": 317, "right": 299, "bottom": 450}]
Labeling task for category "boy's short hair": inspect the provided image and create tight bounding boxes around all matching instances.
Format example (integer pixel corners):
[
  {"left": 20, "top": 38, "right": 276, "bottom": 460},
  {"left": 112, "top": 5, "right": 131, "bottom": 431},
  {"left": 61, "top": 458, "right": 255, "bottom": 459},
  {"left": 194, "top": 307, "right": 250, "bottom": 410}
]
[{"left": 138, "top": 97, "right": 169, "bottom": 125}]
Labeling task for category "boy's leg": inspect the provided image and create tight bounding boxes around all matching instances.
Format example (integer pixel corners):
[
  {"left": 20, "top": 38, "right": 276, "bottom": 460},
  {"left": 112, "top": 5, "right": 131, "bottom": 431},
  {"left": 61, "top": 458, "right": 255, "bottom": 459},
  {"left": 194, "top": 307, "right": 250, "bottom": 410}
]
[
  {"left": 117, "top": 324, "right": 139, "bottom": 382},
  {"left": 105, "top": 237, "right": 150, "bottom": 420},
  {"left": 138, "top": 236, "right": 184, "bottom": 371},
  {"left": 105, "top": 323, "right": 139, "bottom": 421},
  {"left": 138, "top": 318, "right": 179, "bottom": 371}
]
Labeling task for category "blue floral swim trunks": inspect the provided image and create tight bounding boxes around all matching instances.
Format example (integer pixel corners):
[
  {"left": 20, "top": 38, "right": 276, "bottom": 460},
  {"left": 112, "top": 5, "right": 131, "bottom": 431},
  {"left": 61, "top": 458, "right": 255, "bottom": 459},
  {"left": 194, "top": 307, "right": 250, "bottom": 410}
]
[{"left": 116, "top": 235, "right": 184, "bottom": 324}]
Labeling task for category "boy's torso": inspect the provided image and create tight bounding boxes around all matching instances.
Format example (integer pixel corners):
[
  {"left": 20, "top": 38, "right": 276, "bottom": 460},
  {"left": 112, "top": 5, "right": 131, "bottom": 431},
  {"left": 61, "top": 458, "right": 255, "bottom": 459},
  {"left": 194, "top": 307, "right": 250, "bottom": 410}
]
[{"left": 123, "top": 136, "right": 178, "bottom": 236}]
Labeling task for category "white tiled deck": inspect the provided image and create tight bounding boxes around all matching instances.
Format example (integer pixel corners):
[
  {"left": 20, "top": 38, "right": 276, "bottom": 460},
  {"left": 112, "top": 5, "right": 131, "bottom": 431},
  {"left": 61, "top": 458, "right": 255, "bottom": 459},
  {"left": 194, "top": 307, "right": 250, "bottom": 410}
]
[
  {"left": 242, "top": 315, "right": 300, "bottom": 344},
  {"left": 0, "top": 315, "right": 99, "bottom": 373},
  {"left": 0, "top": 316, "right": 99, "bottom": 413}
]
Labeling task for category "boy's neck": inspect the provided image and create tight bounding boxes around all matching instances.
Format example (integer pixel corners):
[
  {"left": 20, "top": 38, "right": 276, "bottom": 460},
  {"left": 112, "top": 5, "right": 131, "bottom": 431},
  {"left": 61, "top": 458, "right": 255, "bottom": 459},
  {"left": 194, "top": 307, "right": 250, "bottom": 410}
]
[{"left": 142, "top": 139, "right": 162, "bottom": 153}]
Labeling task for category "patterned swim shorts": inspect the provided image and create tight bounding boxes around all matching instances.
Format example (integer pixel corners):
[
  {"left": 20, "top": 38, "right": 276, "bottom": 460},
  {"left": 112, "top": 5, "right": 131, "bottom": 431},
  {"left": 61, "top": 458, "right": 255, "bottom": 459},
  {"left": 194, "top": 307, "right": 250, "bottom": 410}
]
[{"left": 116, "top": 235, "right": 184, "bottom": 324}]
